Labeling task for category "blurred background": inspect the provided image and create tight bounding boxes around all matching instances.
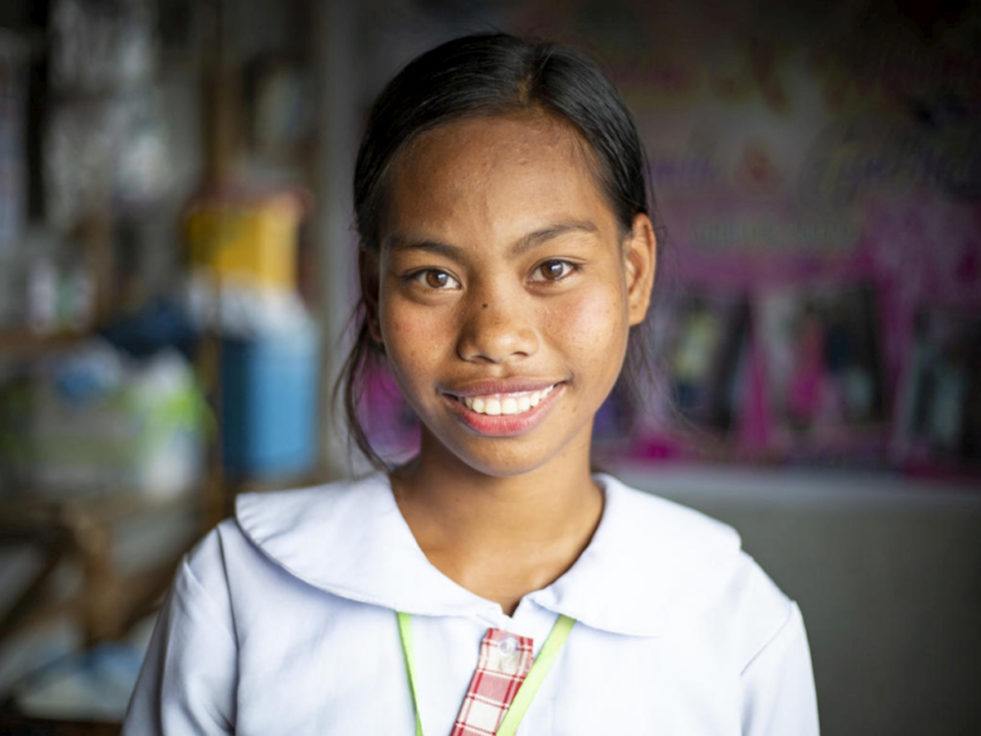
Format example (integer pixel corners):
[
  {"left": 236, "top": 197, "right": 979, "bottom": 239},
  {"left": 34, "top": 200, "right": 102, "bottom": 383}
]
[{"left": 0, "top": 0, "right": 978, "bottom": 733}]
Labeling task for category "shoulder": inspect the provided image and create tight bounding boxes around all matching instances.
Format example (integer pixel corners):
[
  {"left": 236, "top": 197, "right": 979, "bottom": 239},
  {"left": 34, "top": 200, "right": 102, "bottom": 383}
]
[
  {"left": 600, "top": 472, "right": 742, "bottom": 555},
  {"left": 233, "top": 473, "right": 384, "bottom": 537},
  {"left": 597, "top": 472, "right": 745, "bottom": 593},
  {"left": 593, "top": 474, "right": 795, "bottom": 660},
  {"left": 179, "top": 474, "right": 385, "bottom": 599}
]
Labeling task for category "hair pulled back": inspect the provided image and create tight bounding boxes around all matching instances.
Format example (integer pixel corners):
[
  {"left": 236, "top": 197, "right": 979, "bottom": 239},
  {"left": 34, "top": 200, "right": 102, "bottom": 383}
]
[{"left": 338, "top": 32, "right": 656, "bottom": 468}]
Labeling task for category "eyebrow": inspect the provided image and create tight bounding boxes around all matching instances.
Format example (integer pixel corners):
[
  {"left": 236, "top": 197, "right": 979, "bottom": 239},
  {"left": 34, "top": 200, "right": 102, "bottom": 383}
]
[{"left": 386, "top": 220, "right": 599, "bottom": 259}]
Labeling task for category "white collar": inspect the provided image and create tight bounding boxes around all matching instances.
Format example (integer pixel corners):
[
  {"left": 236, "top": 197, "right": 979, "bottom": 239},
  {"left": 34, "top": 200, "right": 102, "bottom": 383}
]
[{"left": 235, "top": 472, "right": 741, "bottom": 637}]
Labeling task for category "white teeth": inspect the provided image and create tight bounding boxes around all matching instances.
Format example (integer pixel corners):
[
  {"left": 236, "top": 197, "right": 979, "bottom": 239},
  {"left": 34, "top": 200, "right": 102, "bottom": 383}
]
[{"left": 459, "top": 385, "right": 556, "bottom": 416}]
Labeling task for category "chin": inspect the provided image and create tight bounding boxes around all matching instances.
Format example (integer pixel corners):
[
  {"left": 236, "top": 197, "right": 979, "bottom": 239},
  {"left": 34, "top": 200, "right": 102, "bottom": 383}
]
[{"left": 437, "top": 433, "right": 582, "bottom": 479}]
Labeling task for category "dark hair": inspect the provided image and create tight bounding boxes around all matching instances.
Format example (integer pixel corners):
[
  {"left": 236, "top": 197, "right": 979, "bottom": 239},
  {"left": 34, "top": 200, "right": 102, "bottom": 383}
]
[{"left": 336, "top": 31, "right": 659, "bottom": 468}]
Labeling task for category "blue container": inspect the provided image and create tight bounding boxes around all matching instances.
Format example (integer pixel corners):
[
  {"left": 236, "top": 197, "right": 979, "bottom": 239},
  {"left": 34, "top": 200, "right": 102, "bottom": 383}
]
[{"left": 219, "top": 329, "right": 319, "bottom": 477}]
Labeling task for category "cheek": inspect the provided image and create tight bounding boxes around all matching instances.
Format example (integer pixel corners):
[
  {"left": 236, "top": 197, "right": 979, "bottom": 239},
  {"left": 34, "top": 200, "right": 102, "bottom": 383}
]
[
  {"left": 379, "top": 299, "right": 446, "bottom": 385},
  {"left": 547, "top": 283, "right": 629, "bottom": 370}
]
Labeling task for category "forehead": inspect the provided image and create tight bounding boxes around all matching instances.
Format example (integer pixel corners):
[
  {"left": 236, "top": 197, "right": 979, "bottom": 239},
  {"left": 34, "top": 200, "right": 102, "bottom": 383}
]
[
  {"left": 382, "top": 112, "right": 612, "bottom": 244},
  {"left": 399, "top": 110, "right": 591, "bottom": 169}
]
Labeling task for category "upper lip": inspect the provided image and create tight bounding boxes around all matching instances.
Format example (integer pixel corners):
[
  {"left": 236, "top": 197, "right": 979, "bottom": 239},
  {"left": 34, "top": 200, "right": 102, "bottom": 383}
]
[{"left": 440, "top": 378, "right": 563, "bottom": 398}]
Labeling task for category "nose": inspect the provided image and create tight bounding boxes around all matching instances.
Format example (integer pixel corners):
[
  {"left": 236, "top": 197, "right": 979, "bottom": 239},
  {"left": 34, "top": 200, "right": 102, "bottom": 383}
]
[{"left": 456, "top": 288, "right": 539, "bottom": 364}]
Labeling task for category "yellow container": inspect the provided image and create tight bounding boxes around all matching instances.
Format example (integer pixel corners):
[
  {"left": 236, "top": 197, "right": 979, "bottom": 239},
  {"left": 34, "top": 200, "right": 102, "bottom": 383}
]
[{"left": 185, "top": 191, "right": 303, "bottom": 291}]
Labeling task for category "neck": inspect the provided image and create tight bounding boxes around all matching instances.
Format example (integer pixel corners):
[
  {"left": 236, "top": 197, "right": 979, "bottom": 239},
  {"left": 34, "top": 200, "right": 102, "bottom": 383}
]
[{"left": 391, "top": 429, "right": 604, "bottom": 615}]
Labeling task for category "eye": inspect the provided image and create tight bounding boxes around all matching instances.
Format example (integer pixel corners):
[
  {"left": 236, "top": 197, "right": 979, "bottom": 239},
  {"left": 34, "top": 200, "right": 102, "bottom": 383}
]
[
  {"left": 410, "top": 268, "right": 460, "bottom": 290},
  {"left": 531, "top": 259, "right": 577, "bottom": 282}
]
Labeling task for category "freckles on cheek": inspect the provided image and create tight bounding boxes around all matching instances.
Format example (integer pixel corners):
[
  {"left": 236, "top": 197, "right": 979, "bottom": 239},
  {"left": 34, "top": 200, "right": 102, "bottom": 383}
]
[
  {"left": 551, "top": 290, "right": 626, "bottom": 352},
  {"left": 383, "top": 311, "right": 441, "bottom": 367}
]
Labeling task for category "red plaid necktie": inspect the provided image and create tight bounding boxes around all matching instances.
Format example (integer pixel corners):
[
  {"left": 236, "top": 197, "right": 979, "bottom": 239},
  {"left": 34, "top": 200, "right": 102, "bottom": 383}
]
[{"left": 450, "top": 628, "right": 534, "bottom": 736}]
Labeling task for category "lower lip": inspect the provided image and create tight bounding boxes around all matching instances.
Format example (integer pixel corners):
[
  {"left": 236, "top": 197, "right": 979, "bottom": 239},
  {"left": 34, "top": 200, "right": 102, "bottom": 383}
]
[{"left": 444, "top": 384, "right": 564, "bottom": 437}]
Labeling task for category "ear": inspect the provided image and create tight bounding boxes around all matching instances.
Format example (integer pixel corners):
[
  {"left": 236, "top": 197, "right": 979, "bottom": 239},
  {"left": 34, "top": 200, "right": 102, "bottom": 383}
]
[
  {"left": 358, "top": 248, "right": 383, "bottom": 343},
  {"left": 623, "top": 213, "right": 657, "bottom": 326}
]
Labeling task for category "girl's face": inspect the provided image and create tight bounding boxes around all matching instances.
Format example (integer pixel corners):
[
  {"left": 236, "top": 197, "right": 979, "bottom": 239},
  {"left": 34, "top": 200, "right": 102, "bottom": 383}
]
[{"left": 373, "top": 112, "right": 655, "bottom": 478}]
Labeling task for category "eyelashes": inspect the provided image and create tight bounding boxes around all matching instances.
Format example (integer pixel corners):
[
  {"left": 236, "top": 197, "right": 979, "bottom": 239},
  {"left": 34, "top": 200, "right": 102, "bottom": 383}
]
[
  {"left": 405, "top": 259, "right": 581, "bottom": 291},
  {"left": 530, "top": 259, "right": 579, "bottom": 282},
  {"left": 409, "top": 269, "right": 461, "bottom": 290}
]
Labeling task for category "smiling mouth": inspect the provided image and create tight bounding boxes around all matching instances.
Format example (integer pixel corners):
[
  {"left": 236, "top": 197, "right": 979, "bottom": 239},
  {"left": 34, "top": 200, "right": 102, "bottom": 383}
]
[{"left": 453, "top": 384, "right": 557, "bottom": 416}]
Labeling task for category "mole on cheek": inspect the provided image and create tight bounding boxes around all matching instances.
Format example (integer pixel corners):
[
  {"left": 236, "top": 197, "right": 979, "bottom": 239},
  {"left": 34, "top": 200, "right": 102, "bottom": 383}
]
[{"left": 482, "top": 303, "right": 488, "bottom": 309}]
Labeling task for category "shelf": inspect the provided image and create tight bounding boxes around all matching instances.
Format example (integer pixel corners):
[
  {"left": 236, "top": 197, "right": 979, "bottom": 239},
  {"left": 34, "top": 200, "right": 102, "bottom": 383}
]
[
  {"left": 0, "top": 330, "right": 88, "bottom": 357},
  {"left": 0, "top": 714, "right": 119, "bottom": 736},
  {"left": 0, "top": 489, "right": 202, "bottom": 648}
]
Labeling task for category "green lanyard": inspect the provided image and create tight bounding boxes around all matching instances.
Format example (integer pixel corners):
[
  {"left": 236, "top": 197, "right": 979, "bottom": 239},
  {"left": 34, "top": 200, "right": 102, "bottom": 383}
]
[{"left": 396, "top": 611, "right": 575, "bottom": 736}]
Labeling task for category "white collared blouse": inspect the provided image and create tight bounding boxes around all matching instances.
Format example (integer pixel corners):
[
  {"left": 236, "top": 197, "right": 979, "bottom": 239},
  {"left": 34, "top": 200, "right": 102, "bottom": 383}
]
[{"left": 123, "top": 473, "right": 819, "bottom": 735}]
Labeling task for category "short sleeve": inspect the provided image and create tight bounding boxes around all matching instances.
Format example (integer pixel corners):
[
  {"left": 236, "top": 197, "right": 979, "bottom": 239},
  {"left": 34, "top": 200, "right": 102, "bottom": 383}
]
[
  {"left": 122, "top": 537, "right": 238, "bottom": 734},
  {"left": 740, "top": 602, "right": 820, "bottom": 736}
]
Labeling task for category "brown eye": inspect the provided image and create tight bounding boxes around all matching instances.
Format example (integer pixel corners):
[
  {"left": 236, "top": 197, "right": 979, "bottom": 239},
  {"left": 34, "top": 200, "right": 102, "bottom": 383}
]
[
  {"left": 412, "top": 269, "right": 460, "bottom": 289},
  {"left": 426, "top": 270, "right": 449, "bottom": 288},
  {"left": 536, "top": 260, "right": 572, "bottom": 281}
]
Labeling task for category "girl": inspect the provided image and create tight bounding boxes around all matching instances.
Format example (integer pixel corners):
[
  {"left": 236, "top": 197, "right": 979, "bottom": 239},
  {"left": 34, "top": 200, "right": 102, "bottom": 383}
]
[{"left": 124, "top": 33, "right": 819, "bottom": 734}]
